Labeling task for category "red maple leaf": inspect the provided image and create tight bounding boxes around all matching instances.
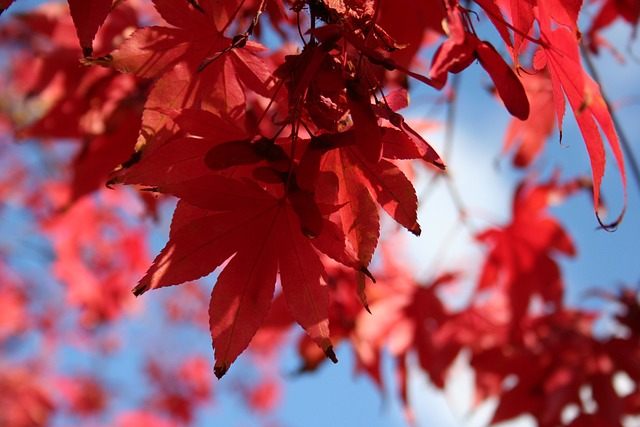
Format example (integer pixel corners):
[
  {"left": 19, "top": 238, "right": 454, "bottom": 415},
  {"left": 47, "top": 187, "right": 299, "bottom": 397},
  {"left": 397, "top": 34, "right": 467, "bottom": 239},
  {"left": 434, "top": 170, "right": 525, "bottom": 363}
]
[
  {"left": 284, "top": 261, "right": 378, "bottom": 376},
  {"left": 533, "top": 9, "right": 627, "bottom": 226},
  {"left": 145, "top": 356, "right": 212, "bottom": 422},
  {"left": 429, "top": 1, "right": 529, "bottom": 120},
  {"left": 108, "top": 108, "right": 249, "bottom": 187},
  {"left": 587, "top": 0, "right": 640, "bottom": 53},
  {"left": 0, "top": 365, "right": 55, "bottom": 427},
  {"left": 135, "top": 174, "right": 367, "bottom": 377},
  {"left": 115, "top": 411, "right": 181, "bottom": 427},
  {"left": 468, "top": 308, "right": 640, "bottom": 427},
  {"left": 0, "top": 264, "right": 29, "bottom": 346},
  {"left": 0, "top": 0, "right": 15, "bottom": 14},
  {"left": 502, "top": 71, "right": 556, "bottom": 167},
  {"left": 5, "top": 3, "right": 143, "bottom": 205},
  {"left": 476, "top": 176, "right": 584, "bottom": 325},
  {"left": 360, "top": 268, "right": 460, "bottom": 389},
  {"left": 56, "top": 374, "right": 108, "bottom": 417},
  {"left": 297, "top": 116, "right": 442, "bottom": 265},
  {"left": 44, "top": 188, "right": 150, "bottom": 328},
  {"left": 86, "top": 0, "right": 274, "bottom": 155},
  {"left": 67, "top": 0, "right": 113, "bottom": 57}
]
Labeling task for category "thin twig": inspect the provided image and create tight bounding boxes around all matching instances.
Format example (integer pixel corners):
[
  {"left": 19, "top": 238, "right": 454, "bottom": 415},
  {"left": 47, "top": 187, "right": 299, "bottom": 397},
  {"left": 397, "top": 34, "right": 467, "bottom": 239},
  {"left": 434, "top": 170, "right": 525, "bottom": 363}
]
[
  {"left": 443, "top": 174, "right": 475, "bottom": 235},
  {"left": 440, "top": 73, "right": 474, "bottom": 234},
  {"left": 443, "top": 74, "right": 461, "bottom": 161}
]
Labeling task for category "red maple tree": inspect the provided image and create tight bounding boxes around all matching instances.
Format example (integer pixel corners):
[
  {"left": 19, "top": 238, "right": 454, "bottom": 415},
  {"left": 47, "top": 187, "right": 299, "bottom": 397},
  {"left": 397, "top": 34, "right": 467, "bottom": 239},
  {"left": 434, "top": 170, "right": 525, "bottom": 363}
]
[{"left": 0, "top": 0, "right": 638, "bottom": 426}]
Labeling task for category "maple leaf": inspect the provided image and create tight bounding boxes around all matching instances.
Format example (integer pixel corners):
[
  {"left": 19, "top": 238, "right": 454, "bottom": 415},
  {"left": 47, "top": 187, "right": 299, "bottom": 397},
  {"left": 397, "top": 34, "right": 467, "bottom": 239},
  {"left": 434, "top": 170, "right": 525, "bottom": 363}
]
[
  {"left": 5, "top": 4, "right": 143, "bottom": 205},
  {"left": 0, "top": 366, "right": 55, "bottom": 427},
  {"left": 135, "top": 174, "right": 369, "bottom": 377},
  {"left": 319, "top": 148, "right": 381, "bottom": 265},
  {"left": 44, "top": 190, "right": 150, "bottom": 328},
  {"left": 109, "top": 108, "right": 249, "bottom": 187},
  {"left": 115, "top": 411, "right": 181, "bottom": 427},
  {"left": 502, "top": 71, "right": 556, "bottom": 167},
  {"left": 476, "top": 176, "right": 583, "bottom": 325},
  {"left": 56, "top": 375, "right": 107, "bottom": 416},
  {"left": 359, "top": 269, "right": 460, "bottom": 389},
  {"left": 377, "top": 0, "right": 446, "bottom": 73},
  {"left": 0, "top": 0, "right": 15, "bottom": 15},
  {"left": 466, "top": 307, "right": 640, "bottom": 427},
  {"left": 587, "top": 0, "right": 640, "bottom": 52},
  {"left": 0, "top": 264, "right": 29, "bottom": 346},
  {"left": 295, "top": 114, "right": 441, "bottom": 268},
  {"left": 85, "top": 0, "right": 274, "bottom": 155},
  {"left": 351, "top": 245, "right": 462, "bottom": 418},
  {"left": 534, "top": 18, "right": 626, "bottom": 226},
  {"left": 317, "top": 146, "right": 421, "bottom": 267},
  {"left": 67, "top": 0, "right": 113, "bottom": 57},
  {"left": 431, "top": 31, "right": 530, "bottom": 120},
  {"left": 480, "top": 311, "right": 599, "bottom": 425},
  {"left": 283, "top": 260, "right": 379, "bottom": 376},
  {"left": 145, "top": 356, "right": 212, "bottom": 423},
  {"left": 313, "top": 96, "right": 440, "bottom": 220}
]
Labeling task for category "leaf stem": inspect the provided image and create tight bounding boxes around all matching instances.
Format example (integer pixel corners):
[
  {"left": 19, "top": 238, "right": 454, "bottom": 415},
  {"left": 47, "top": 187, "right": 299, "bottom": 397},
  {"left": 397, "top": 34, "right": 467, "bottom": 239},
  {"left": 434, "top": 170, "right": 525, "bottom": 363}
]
[
  {"left": 477, "top": 5, "right": 545, "bottom": 48},
  {"left": 253, "top": 76, "right": 287, "bottom": 133},
  {"left": 443, "top": 74, "right": 460, "bottom": 161}
]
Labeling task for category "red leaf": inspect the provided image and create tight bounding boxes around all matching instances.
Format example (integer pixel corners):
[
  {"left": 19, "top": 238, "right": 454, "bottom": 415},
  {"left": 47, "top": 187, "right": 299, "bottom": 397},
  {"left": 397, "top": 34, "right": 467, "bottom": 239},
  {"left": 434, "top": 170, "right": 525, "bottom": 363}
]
[
  {"left": 430, "top": 34, "right": 530, "bottom": 120},
  {"left": 136, "top": 175, "right": 357, "bottom": 375},
  {"left": 587, "top": 0, "right": 640, "bottom": 51},
  {"left": 0, "top": 0, "right": 16, "bottom": 14},
  {"left": 347, "top": 80, "right": 383, "bottom": 164},
  {"left": 476, "top": 176, "right": 583, "bottom": 323},
  {"left": 321, "top": 149, "right": 380, "bottom": 265},
  {"left": 109, "top": 109, "right": 248, "bottom": 186},
  {"left": 475, "top": 41, "right": 530, "bottom": 120},
  {"left": 536, "top": 27, "right": 627, "bottom": 226},
  {"left": 67, "top": 0, "right": 113, "bottom": 57},
  {"left": 358, "top": 250, "right": 460, "bottom": 390},
  {"left": 472, "top": 0, "right": 514, "bottom": 49},
  {"left": 277, "top": 209, "right": 333, "bottom": 359},
  {"left": 323, "top": 146, "right": 420, "bottom": 240},
  {"left": 358, "top": 155, "right": 421, "bottom": 236},
  {"left": 502, "top": 72, "right": 556, "bottom": 167},
  {"left": 509, "top": 0, "right": 536, "bottom": 54},
  {"left": 210, "top": 237, "right": 279, "bottom": 378},
  {"left": 84, "top": 0, "right": 273, "bottom": 153},
  {"left": 429, "top": 38, "right": 475, "bottom": 84}
]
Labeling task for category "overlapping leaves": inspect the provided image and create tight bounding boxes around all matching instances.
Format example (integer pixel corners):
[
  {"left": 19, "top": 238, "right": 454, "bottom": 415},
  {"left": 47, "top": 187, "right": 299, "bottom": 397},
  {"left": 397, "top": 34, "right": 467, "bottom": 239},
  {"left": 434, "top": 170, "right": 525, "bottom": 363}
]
[{"left": 4, "top": 0, "right": 629, "bottom": 386}]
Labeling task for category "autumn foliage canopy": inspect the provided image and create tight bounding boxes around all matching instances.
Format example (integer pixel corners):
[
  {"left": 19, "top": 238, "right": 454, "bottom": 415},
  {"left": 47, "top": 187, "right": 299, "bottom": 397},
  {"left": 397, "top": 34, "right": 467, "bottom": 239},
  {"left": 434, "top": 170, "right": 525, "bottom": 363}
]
[{"left": 0, "top": 0, "right": 639, "bottom": 426}]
